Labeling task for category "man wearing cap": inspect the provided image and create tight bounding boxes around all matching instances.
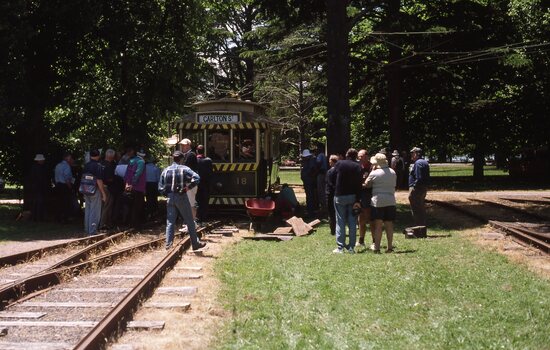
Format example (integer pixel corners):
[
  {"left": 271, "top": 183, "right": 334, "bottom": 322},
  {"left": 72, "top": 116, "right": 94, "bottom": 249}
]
[
  {"left": 83, "top": 149, "right": 107, "bottom": 235},
  {"left": 158, "top": 151, "right": 205, "bottom": 251},
  {"left": 179, "top": 138, "right": 199, "bottom": 220},
  {"left": 300, "top": 149, "right": 317, "bottom": 217},
  {"left": 30, "top": 154, "right": 50, "bottom": 221},
  {"left": 409, "top": 147, "right": 430, "bottom": 233},
  {"left": 123, "top": 146, "right": 146, "bottom": 229}
]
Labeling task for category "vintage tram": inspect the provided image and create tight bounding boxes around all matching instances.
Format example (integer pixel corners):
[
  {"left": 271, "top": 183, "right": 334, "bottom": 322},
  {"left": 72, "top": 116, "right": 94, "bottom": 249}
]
[{"left": 175, "top": 98, "right": 281, "bottom": 208}]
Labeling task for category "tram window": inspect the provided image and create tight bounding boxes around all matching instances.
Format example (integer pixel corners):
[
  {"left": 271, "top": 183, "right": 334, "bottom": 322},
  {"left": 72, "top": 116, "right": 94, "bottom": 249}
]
[
  {"left": 182, "top": 131, "right": 204, "bottom": 151},
  {"left": 207, "top": 130, "right": 230, "bottom": 162},
  {"left": 234, "top": 130, "right": 256, "bottom": 162}
]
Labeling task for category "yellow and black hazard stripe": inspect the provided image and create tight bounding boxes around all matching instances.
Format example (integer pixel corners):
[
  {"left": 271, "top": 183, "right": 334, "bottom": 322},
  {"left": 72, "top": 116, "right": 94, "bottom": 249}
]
[
  {"left": 213, "top": 163, "right": 258, "bottom": 172},
  {"left": 176, "top": 122, "right": 267, "bottom": 130},
  {"left": 209, "top": 197, "right": 247, "bottom": 205}
]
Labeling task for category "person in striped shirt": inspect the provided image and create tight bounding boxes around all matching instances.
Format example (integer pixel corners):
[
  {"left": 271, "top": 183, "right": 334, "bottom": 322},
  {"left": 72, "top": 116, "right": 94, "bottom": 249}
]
[{"left": 158, "top": 151, "right": 206, "bottom": 251}]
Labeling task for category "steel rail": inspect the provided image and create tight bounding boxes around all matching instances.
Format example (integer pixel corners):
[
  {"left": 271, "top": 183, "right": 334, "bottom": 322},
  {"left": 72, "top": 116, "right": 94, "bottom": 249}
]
[
  {"left": 489, "top": 220, "right": 550, "bottom": 254},
  {"left": 467, "top": 198, "right": 550, "bottom": 221},
  {"left": 426, "top": 199, "right": 487, "bottom": 223},
  {"left": 499, "top": 197, "right": 550, "bottom": 205},
  {"left": 0, "top": 224, "right": 215, "bottom": 309},
  {"left": 0, "top": 233, "right": 107, "bottom": 267},
  {"left": 74, "top": 221, "right": 221, "bottom": 350}
]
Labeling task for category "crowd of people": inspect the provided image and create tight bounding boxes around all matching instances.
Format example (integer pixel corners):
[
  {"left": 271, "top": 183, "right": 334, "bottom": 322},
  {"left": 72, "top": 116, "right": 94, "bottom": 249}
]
[
  {"left": 28, "top": 138, "right": 212, "bottom": 251},
  {"left": 301, "top": 145, "right": 430, "bottom": 254},
  {"left": 28, "top": 136, "right": 428, "bottom": 253}
]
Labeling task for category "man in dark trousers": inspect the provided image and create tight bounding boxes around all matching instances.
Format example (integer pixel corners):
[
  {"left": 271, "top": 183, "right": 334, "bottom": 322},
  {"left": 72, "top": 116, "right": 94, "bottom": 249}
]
[
  {"left": 179, "top": 138, "right": 198, "bottom": 220},
  {"left": 158, "top": 151, "right": 205, "bottom": 251},
  {"left": 54, "top": 152, "right": 74, "bottom": 223},
  {"left": 408, "top": 147, "right": 430, "bottom": 235},
  {"left": 196, "top": 145, "right": 213, "bottom": 223},
  {"left": 100, "top": 149, "right": 117, "bottom": 229},
  {"left": 329, "top": 148, "right": 362, "bottom": 253}
]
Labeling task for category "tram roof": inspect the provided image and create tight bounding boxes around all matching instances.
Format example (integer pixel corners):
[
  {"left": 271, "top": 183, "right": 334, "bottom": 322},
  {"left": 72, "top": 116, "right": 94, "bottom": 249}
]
[{"left": 175, "top": 98, "right": 281, "bottom": 130}]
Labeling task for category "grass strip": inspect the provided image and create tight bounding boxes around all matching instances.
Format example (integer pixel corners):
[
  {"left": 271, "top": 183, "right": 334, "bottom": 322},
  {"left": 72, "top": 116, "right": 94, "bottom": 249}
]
[{"left": 214, "top": 206, "right": 550, "bottom": 349}]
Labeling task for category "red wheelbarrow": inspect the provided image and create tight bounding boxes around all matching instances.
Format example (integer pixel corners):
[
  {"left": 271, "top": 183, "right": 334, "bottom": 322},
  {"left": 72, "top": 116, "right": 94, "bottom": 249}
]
[{"left": 245, "top": 198, "right": 275, "bottom": 232}]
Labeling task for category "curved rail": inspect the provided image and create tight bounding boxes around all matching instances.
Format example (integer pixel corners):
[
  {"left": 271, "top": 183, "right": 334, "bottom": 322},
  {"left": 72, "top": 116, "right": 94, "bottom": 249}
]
[
  {"left": 0, "top": 223, "right": 218, "bottom": 309},
  {"left": 0, "top": 233, "right": 107, "bottom": 267},
  {"left": 74, "top": 221, "right": 221, "bottom": 349},
  {"left": 467, "top": 198, "right": 550, "bottom": 221}
]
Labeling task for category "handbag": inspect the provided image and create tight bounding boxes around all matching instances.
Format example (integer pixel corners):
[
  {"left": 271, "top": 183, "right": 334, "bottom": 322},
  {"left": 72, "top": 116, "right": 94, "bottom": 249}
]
[{"left": 79, "top": 173, "right": 97, "bottom": 196}]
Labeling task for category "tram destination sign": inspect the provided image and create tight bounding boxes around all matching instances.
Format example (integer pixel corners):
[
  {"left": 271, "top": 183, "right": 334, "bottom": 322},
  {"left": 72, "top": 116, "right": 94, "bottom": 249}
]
[{"left": 197, "top": 112, "right": 241, "bottom": 124}]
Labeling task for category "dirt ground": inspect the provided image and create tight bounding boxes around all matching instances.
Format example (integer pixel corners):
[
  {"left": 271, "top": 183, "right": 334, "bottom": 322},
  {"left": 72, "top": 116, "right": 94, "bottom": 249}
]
[{"left": 109, "top": 229, "right": 246, "bottom": 350}]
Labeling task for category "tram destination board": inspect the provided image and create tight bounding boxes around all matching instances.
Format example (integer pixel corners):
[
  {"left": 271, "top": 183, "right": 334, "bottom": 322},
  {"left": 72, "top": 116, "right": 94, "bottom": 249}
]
[
  {"left": 197, "top": 112, "right": 241, "bottom": 124},
  {"left": 212, "top": 171, "right": 256, "bottom": 196}
]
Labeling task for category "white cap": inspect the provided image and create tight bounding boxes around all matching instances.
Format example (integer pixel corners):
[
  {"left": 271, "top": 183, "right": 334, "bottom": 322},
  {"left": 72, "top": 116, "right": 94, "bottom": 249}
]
[
  {"left": 179, "top": 138, "right": 192, "bottom": 145},
  {"left": 302, "top": 149, "right": 312, "bottom": 157},
  {"left": 34, "top": 154, "right": 45, "bottom": 161}
]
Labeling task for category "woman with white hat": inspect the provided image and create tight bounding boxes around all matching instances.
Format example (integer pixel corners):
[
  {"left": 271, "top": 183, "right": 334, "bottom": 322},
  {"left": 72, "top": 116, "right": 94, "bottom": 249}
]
[{"left": 364, "top": 153, "right": 397, "bottom": 253}]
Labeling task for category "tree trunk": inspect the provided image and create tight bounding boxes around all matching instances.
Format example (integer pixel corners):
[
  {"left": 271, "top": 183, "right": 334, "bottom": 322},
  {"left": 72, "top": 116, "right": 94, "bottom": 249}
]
[
  {"left": 325, "top": 0, "right": 351, "bottom": 156},
  {"left": 386, "top": 0, "right": 405, "bottom": 152},
  {"left": 473, "top": 144, "right": 485, "bottom": 179}
]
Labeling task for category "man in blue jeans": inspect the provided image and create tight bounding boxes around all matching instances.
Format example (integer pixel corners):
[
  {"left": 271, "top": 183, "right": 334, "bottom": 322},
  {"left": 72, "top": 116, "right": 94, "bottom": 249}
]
[
  {"left": 159, "top": 151, "right": 206, "bottom": 250},
  {"left": 328, "top": 148, "right": 363, "bottom": 253}
]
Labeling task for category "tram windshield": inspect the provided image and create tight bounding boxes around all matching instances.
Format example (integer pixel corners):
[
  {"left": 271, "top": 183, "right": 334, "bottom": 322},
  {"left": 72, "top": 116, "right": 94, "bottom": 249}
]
[
  {"left": 234, "top": 130, "right": 256, "bottom": 162},
  {"left": 207, "top": 130, "right": 230, "bottom": 162}
]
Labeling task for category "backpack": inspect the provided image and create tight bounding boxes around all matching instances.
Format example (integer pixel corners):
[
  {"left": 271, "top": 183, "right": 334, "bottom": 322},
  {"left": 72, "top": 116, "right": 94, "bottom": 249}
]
[{"left": 79, "top": 173, "right": 97, "bottom": 196}]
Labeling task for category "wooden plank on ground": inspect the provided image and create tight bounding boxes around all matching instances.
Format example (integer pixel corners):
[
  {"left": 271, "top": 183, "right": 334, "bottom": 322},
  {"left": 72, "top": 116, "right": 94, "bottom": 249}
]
[
  {"left": 126, "top": 320, "right": 165, "bottom": 330},
  {"left": 0, "top": 342, "right": 72, "bottom": 350},
  {"left": 307, "top": 219, "right": 321, "bottom": 227},
  {"left": 95, "top": 274, "right": 145, "bottom": 279},
  {"left": 174, "top": 266, "right": 202, "bottom": 271},
  {"left": 221, "top": 226, "right": 239, "bottom": 232},
  {"left": 23, "top": 302, "right": 114, "bottom": 308},
  {"left": 143, "top": 302, "right": 191, "bottom": 311},
  {"left": 156, "top": 286, "right": 198, "bottom": 295},
  {"left": 271, "top": 227, "right": 294, "bottom": 235},
  {"left": 0, "top": 321, "right": 96, "bottom": 328},
  {"left": 0, "top": 312, "right": 46, "bottom": 319},
  {"left": 169, "top": 273, "right": 203, "bottom": 279},
  {"left": 210, "top": 229, "right": 234, "bottom": 236},
  {"left": 243, "top": 234, "right": 293, "bottom": 241},
  {"left": 0, "top": 327, "right": 7, "bottom": 336},
  {"left": 286, "top": 216, "right": 312, "bottom": 236}
]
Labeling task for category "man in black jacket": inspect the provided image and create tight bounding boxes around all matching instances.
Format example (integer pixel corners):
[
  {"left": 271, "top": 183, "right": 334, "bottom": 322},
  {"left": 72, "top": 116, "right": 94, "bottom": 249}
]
[
  {"left": 328, "top": 148, "right": 362, "bottom": 253},
  {"left": 196, "top": 145, "right": 213, "bottom": 223}
]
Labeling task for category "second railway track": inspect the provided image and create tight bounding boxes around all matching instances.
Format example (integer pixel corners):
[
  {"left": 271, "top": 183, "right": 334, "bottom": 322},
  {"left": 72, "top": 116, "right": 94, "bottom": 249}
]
[
  {"left": 0, "top": 221, "right": 230, "bottom": 349},
  {"left": 427, "top": 198, "right": 550, "bottom": 254}
]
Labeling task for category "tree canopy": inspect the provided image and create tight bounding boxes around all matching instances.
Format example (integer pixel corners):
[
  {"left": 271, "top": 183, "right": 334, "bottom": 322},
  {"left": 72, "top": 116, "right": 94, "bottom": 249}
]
[{"left": 1, "top": 0, "right": 549, "bottom": 184}]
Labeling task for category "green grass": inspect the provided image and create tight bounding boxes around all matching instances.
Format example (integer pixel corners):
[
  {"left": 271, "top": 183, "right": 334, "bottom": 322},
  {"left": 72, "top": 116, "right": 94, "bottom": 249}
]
[
  {"left": 279, "top": 170, "right": 302, "bottom": 185},
  {"left": 280, "top": 166, "right": 550, "bottom": 191},
  {"left": 0, "top": 204, "right": 82, "bottom": 242},
  {"left": 214, "top": 206, "right": 550, "bottom": 349},
  {"left": 431, "top": 164, "right": 508, "bottom": 177}
]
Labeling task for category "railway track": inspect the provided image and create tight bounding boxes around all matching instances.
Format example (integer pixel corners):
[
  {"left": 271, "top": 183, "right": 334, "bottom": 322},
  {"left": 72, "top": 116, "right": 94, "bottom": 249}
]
[
  {"left": 427, "top": 198, "right": 550, "bottom": 255},
  {"left": 0, "top": 221, "right": 228, "bottom": 349}
]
